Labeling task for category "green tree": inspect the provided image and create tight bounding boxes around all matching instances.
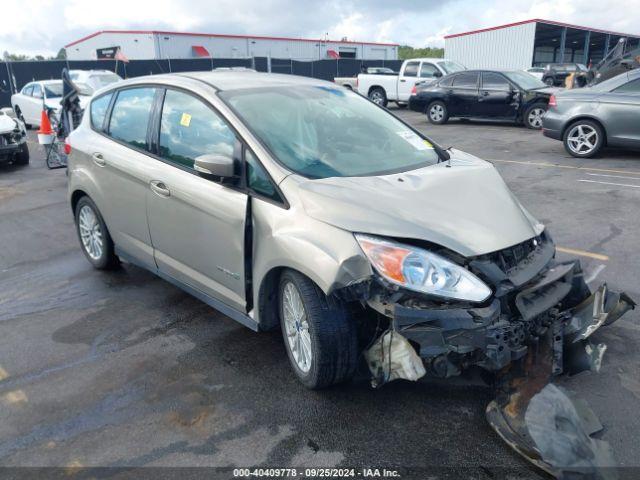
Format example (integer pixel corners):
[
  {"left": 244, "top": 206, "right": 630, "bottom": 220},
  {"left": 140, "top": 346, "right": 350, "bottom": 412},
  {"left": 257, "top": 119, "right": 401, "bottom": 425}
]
[
  {"left": 3, "top": 51, "right": 31, "bottom": 61},
  {"left": 398, "top": 45, "right": 444, "bottom": 60},
  {"left": 54, "top": 48, "right": 66, "bottom": 60}
]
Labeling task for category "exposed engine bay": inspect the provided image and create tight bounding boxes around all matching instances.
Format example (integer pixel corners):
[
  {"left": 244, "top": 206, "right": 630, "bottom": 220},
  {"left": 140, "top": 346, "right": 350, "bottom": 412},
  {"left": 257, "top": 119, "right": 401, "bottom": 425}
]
[{"left": 0, "top": 107, "right": 28, "bottom": 164}]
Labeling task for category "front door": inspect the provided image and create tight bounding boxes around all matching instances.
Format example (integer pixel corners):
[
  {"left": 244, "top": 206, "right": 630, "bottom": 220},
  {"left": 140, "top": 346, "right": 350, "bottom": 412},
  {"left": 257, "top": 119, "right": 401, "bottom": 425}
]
[
  {"left": 146, "top": 88, "right": 248, "bottom": 311},
  {"left": 397, "top": 61, "right": 420, "bottom": 102},
  {"left": 603, "top": 78, "right": 640, "bottom": 146},
  {"left": 477, "top": 72, "right": 519, "bottom": 119},
  {"left": 26, "top": 84, "right": 44, "bottom": 125}
]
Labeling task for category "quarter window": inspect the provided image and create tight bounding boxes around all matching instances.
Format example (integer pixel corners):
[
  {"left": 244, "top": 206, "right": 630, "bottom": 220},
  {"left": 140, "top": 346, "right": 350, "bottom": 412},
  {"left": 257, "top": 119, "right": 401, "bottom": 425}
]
[
  {"left": 403, "top": 62, "right": 419, "bottom": 77},
  {"left": 246, "top": 149, "right": 281, "bottom": 202},
  {"left": 90, "top": 92, "right": 113, "bottom": 131},
  {"left": 108, "top": 88, "right": 156, "bottom": 150},
  {"left": 22, "top": 85, "right": 33, "bottom": 96},
  {"left": 453, "top": 72, "right": 479, "bottom": 88},
  {"left": 482, "top": 72, "right": 510, "bottom": 90},
  {"left": 613, "top": 78, "right": 640, "bottom": 93},
  {"left": 159, "top": 89, "right": 236, "bottom": 170}
]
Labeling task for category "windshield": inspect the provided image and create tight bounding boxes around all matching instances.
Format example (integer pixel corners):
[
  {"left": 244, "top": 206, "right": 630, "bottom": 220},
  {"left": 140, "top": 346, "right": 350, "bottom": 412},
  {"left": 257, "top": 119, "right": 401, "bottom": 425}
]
[
  {"left": 504, "top": 71, "right": 546, "bottom": 90},
  {"left": 221, "top": 85, "right": 440, "bottom": 179},
  {"left": 438, "top": 61, "right": 465, "bottom": 74},
  {"left": 43, "top": 82, "right": 63, "bottom": 97},
  {"left": 90, "top": 74, "right": 121, "bottom": 88}
]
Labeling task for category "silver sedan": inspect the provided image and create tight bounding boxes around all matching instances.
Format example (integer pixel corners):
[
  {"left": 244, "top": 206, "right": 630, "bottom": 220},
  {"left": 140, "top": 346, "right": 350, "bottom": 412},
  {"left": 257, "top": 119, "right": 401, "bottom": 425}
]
[{"left": 542, "top": 69, "right": 640, "bottom": 157}]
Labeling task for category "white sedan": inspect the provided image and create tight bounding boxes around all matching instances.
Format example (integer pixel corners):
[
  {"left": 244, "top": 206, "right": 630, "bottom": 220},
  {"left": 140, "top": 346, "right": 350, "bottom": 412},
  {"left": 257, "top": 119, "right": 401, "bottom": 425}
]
[{"left": 11, "top": 80, "right": 90, "bottom": 128}]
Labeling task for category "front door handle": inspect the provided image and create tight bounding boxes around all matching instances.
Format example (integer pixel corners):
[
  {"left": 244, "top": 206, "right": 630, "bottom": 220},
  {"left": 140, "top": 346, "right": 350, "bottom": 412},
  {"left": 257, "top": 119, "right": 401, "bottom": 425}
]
[
  {"left": 150, "top": 180, "right": 171, "bottom": 198},
  {"left": 92, "top": 152, "right": 106, "bottom": 166}
]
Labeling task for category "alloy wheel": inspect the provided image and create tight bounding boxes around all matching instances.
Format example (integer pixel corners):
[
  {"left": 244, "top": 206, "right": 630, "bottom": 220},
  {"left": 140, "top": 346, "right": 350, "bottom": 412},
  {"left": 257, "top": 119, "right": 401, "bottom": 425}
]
[
  {"left": 527, "top": 108, "right": 545, "bottom": 128},
  {"left": 430, "top": 104, "right": 444, "bottom": 122},
  {"left": 369, "top": 91, "right": 384, "bottom": 105},
  {"left": 567, "top": 124, "right": 598, "bottom": 155},
  {"left": 282, "top": 281, "right": 312, "bottom": 373},
  {"left": 78, "top": 205, "right": 103, "bottom": 260}
]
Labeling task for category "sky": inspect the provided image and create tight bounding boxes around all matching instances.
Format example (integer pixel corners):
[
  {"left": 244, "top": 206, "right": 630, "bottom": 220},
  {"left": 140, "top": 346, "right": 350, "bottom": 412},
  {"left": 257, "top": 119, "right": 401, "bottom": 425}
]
[{"left": 1, "top": 0, "right": 638, "bottom": 58}]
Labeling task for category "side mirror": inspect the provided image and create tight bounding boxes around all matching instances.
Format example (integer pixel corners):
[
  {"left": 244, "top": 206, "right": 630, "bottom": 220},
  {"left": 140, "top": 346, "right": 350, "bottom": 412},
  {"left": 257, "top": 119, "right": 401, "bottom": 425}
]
[
  {"left": 194, "top": 154, "right": 235, "bottom": 178},
  {"left": 433, "top": 71, "right": 443, "bottom": 78}
]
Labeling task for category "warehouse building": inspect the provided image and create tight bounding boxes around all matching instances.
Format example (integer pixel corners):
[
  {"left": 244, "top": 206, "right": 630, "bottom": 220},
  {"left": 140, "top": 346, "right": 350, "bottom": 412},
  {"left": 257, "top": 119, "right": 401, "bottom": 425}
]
[
  {"left": 445, "top": 19, "right": 640, "bottom": 70},
  {"left": 65, "top": 30, "right": 399, "bottom": 61}
]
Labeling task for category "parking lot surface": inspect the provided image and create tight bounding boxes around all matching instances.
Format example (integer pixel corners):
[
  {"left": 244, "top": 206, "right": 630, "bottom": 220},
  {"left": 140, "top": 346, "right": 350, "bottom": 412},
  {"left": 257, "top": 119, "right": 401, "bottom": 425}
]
[{"left": 1, "top": 109, "right": 639, "bottom": 478}]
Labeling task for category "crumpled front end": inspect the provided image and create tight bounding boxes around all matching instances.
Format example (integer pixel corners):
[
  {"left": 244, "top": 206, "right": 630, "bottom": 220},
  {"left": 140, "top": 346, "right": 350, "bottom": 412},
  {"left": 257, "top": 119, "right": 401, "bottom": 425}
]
[
  {"left": 363, "top": 231, "right": 634, "bottom": 383},
  {"left": 361, "top": 231, "right": 635, "bottom": 477}
]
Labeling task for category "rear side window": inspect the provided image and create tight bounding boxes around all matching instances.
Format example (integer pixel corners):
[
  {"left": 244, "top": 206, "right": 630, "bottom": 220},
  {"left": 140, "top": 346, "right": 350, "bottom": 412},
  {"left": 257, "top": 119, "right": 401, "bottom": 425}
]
[
  {"left": 22, "top": 85, "right": 33, "bottom": 96},
  {"left": 159, "top": 89, "right": 236, "bottom": 170},
  {"left": 613, "top": 78, "right": 640, "bottom": 93},
  {"left": 453, "top": 72, "right": 479, "bottom": 88},
  {"left": 90, "top": 92, "right": 113, "bottom": 131},
  {"left": 403, "top": 62, "right": 419, "bottom": 77},
  {"left": 482, "top": 72, "right": 510, "bottom": 90},
  {"left": 108, "top": 88, "right": 156, "bottom": 150}
]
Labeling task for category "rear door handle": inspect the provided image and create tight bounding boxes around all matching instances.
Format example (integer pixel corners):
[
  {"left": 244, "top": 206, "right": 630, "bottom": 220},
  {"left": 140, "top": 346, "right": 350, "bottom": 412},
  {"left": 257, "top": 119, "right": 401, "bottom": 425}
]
[
  {"left": 150, "top": 180, "right": 171, "bottom": 198},
  {"left": 400, "top": 79, "right": 406, "bottom": 82},
  {"left": 92, "top": 152, "right": 106, "bottom": 166}
]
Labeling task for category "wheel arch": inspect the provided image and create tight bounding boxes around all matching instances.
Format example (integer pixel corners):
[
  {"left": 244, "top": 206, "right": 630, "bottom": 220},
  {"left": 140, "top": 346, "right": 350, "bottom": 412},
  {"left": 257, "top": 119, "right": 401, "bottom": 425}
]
[
  {"left": 367, "top": 85, "right": 386, "bottom": 96},
  {"left": 70, "top": 188, "right": 89, "bottom": 213},
  {"left": 562, "top": 116, "right": 608, "bottom": 145}
]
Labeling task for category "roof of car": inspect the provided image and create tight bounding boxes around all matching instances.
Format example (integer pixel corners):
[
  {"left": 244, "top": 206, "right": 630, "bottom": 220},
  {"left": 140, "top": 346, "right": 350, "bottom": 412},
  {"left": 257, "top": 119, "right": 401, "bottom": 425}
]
[{"left": 109, "top": 70, "right": 332, "bottom": 92}]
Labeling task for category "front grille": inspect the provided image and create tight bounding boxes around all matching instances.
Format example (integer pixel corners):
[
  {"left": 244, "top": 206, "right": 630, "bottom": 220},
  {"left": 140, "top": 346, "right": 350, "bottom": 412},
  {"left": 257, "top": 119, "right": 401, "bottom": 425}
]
[{"left": 496, "top": 236, "right": 542, "bottom": 273}]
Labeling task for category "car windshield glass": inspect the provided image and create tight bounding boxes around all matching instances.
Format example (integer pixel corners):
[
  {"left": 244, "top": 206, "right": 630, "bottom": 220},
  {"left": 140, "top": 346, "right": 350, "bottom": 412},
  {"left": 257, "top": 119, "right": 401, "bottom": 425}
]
[
  {"left": 43, "top": 82, "right": 63, "bottom": 97},
  {"left": 504, "top": 71, "right": 546, "bottom": 89},
  {"left": 90, "top": 74, "right": 121, "bottom": 88},
  {"left": 221, "top": 85, "right": 440, "bottom": 179},
  {"left": 438, "top": 61, "right": 465, "bottom": 74}
]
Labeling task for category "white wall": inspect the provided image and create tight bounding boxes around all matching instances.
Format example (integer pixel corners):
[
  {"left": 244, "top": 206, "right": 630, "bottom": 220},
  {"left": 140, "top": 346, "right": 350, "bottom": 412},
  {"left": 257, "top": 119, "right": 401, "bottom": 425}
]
[
  {"left": 66, "top": 32, "right": 397, "bottom": 61},
  {"left": 445, "top": 22, "right": 537, "bottom": 70}
]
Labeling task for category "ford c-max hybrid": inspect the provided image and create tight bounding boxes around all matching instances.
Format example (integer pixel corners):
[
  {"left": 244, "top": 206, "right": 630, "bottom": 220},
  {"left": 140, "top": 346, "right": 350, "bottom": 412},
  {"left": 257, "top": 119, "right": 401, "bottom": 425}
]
[{"left": 68, "top": 71, "right": 633, "bottom": 393}]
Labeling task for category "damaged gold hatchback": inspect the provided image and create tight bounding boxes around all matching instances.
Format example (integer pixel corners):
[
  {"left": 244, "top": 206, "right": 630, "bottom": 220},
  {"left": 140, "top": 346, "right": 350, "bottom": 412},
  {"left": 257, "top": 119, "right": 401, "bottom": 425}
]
[{"left": 69, "top": 72, "right": 635, "bottom": 478}]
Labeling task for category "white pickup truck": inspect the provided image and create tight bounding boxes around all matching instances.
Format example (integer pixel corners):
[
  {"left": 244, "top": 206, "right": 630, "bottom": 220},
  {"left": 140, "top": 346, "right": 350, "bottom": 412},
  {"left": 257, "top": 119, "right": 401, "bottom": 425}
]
[{"left": 357, "top": 58, "right": 466, "bottom": 107}]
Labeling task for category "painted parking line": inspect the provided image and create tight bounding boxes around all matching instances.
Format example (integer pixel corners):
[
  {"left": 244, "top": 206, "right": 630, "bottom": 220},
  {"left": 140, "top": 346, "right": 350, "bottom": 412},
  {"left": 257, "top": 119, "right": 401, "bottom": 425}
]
[
  {"left": 585, "top": 172, "right": 640, "bottom": 181},
  {"left": 577, "top": 179, "right": 640, "bottom": 189},
  {"left": 490, "top": 159, "right": 640, "bottom": 177},
  {"left": 556, "top": 246, "right": 609, "bottom": 261}
]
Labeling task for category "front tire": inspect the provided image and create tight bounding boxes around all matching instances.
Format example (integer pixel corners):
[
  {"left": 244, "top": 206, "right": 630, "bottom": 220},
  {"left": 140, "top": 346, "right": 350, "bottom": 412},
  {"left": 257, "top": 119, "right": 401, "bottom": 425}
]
[
  {"left": 13, "top": 143, "right": 29, "bottom": 165},
  {"left": 426, "top": 100, "right": 449, "bottom": 124},
  {"left": 368, "top": 87, "right": 388, "bottom": 107},
  {"left": 74, "top": 196, "right": 119, "bottom": 269},
  {"left": 563, "top": 120, "right": 604, "bottom": 158},
  {"left": 544, "top": 77, "right": 555, "bottom": 86},
  {"left": 279, "top": 270, "right": 358, "bottom": 389},
  {"left": 524, "top": 103, "right": 547, "bottom": 129}
]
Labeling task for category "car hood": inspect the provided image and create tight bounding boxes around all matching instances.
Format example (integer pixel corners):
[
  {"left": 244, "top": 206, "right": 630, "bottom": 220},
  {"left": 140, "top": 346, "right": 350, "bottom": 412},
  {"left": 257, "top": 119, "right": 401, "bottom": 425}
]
[
  {"left": 293, "top": 149, "right": 544, "bottom": 257},
  {"left": 0, "top": 114, "right": 18, "bottom": 134}
]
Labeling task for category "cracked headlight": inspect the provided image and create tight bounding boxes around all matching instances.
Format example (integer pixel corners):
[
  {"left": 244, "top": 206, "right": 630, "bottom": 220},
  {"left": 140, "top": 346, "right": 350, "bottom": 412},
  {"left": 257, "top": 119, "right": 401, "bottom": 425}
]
[{"left": 355, "top": 234, "right": 491, "bottom": 302}]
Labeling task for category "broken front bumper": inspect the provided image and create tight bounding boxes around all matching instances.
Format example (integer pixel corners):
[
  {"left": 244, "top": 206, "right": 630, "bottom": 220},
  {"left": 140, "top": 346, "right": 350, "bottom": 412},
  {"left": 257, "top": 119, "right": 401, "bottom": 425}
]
[{"left": 367, "top": 260, "right": 634, "bottom": 382}]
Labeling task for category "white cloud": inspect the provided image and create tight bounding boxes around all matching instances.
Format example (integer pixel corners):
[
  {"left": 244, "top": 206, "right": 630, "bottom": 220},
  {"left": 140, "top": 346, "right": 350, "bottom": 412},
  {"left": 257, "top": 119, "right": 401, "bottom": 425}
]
[{"left": 0, "top": 0, "right": 637, "bottom": 58}]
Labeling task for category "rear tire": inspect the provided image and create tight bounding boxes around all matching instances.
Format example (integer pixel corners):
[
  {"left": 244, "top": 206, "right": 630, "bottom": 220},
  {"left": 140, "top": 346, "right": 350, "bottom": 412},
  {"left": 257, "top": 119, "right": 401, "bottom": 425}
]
[
  {"left": 368, "top": 87, "right": 388, "bottom": 107},
  {"left": 563, "top": 120, "right": 604, "bottom": 158},
  {"left": 74, "top": 196, "right": 119, "bottom": 270},
  {"left": 13, "top": 143, "right": 29, "bottom": 165},
  {"left": 279, "top": 269, "right": 358, "bottom": 389},
  {"left": 426, "top": 100, "right": 449, "bottom": 124},
  {"left": 523, "top": 103, "right": 547, "bottom": 129},
  {"left": 544, "top": 77, "right": 555, "bottom": 86}
]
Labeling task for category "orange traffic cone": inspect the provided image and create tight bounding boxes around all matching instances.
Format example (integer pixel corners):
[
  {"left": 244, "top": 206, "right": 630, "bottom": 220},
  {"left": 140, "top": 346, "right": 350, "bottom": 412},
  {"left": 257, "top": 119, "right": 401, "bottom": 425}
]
[{"left": 37, "top": 110, "right": 54, "bottom": 145}]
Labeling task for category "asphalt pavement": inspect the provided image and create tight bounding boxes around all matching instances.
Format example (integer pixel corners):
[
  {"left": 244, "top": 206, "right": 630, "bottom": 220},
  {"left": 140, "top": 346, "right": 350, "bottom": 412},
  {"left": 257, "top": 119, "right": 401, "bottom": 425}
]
[{"left": 0, "top": 111, "right": 638, "bottom": 479}]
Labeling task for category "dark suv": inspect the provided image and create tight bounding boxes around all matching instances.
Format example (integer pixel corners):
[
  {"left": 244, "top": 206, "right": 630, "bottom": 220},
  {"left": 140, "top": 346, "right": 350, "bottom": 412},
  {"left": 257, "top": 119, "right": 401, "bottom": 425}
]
[{"left": 542, "top": 63, "right": 587, "bottom": 86}]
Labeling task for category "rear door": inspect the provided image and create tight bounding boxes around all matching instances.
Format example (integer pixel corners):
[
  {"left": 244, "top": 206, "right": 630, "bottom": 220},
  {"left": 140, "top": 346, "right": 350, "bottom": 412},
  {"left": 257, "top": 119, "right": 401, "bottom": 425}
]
[
  {"left": 94, "top": 87, "right": 158, "bottom": 269},
  {"left": 146, "top": 88, "right": 248, "bottom": 311},
  {"left": 448, "top": 72, "right": 479, "bottom": 116},
  {"left": 397, "top": 61, "right": 420, "bottom": 101},
  {"left": 478, "top": 72, "right": 519, "bottom": 119},
  {"left": 602, "top": 78, "right": 640, "bottom": 146}
]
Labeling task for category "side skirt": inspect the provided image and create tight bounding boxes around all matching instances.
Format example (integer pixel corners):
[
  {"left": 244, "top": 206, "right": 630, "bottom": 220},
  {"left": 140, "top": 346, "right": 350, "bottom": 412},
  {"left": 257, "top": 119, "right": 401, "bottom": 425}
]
[{"left": 115, "top": 246, "right": 259, "bottom": 332}]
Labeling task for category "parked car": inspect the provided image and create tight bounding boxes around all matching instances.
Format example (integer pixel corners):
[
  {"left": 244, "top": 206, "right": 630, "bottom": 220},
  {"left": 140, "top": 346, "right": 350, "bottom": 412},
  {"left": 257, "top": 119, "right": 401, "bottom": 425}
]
[
  {"left": 0, "top": 108, "right": 29, "bottom": 165},
  {"left": 69, "top": 70, "right": 123, "bottom": 95},
  {"left": 68, "top": 71, "right": 632, "bottom": 395},
  {"left": 525, "top": 67, "right": 545, "bottom": 80},
  {"left": 542, "top": 69, "right": 640, "bottom": 157},
  {"left": 409, "top": 70, "right": 557, "bottom": 129},
  {"left": 334, "top": 67, "right": 395, "bottom": 90},
  {"left": 542, "top": 63, "right": 587, "bottom": 86},
  {"left": 11, "top": 80, "right": 90, "bottom": 128},
  {"left": 357, "top": 58, "right": 466, "bottom": 107}
]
